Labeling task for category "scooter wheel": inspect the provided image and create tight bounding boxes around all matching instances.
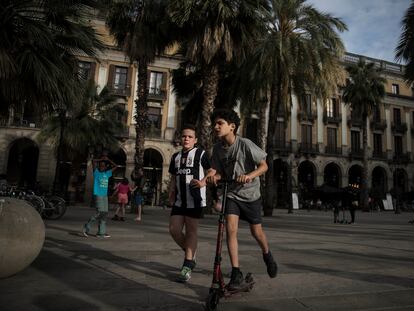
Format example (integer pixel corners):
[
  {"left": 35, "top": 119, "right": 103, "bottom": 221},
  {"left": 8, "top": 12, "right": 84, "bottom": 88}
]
[{"left": 205, "top": 290, "right": 220, "bottom": 311}]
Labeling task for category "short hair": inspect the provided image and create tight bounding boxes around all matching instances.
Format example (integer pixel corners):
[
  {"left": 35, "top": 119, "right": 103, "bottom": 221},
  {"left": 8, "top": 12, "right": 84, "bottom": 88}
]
[
  {"left": 210, "top": 108, "right": 241, "bottom": 133},
  {"left": 181, "top": 124, "right": 197, "bottom": 137}
]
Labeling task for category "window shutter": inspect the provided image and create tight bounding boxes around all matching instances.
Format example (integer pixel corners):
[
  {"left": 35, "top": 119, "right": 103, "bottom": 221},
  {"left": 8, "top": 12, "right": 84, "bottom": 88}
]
[
  {"left": 107, "top": 64, "right": 115, "bottom": 88},
  {"left": 89, "top": 62, "right": 96, "bottom": 80},
  {"left": 126, "top": 66, "right": 133, "bottom": 86},
  {"left": 161, "top": 72, "right": 167, "bottom": 90}
]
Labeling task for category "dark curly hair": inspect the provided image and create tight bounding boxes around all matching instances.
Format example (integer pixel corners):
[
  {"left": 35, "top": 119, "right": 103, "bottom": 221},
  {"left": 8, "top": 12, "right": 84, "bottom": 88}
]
[{"left": 210, "top": 108, "right": 241, "bottom": 133}]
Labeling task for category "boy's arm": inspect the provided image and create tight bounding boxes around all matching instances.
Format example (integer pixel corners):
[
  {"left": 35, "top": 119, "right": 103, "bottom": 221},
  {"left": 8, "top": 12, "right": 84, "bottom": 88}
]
[
  {"left": 101, "top": 156, "right": 119, "bottom": 172},
  {"left": 191, "top": 168, "right": 216, "bottom": 188},
  {"left": 92, "top": 158, "right": 100, "bottom": 170},
  {"left": 237, "top": 159, "right": 268, "bottom": 184}
]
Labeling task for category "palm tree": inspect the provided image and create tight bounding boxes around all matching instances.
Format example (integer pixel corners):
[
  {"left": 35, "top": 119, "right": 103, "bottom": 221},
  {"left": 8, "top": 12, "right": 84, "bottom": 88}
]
[
  {"left": 168, "top": 0, "right": 269, "bottom": 151},
  {"left": 396, "top": 0, "right": 414, "bottom": 83},
  {"left": 106, "top": 0, "right": 175, "bottom": 177},
  {"left": 249, "top": 0, "right": 347, "bottom": 216},
  {"left": 38, "top": 79, "right": 125, "bottom": 193},
  {"left": 0, "top": 0, "right": 104, "bottom": 111},
  {"left": 342, "top": 59, "right": 386, "bottom": 211}
]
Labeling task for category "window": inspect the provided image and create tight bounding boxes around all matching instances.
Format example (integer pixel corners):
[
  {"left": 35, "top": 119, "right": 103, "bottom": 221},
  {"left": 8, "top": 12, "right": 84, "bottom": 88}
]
[
  {"left": 351, "top": 131, "right": 360, "bottom": 152},
  {"left": 149, "top": 71, "right": 164, "bottom": 95},
  {"left": 114, "top": 67, "right": 128, "bottom": 89},
  {"left": 326, "top": 98, "right": 338, "bottom": 118},
  {"left": 373, "top": 133, "right": 382, "bottom": 155},
  {"left": 393, "top": 108, "right": 401, "bottom": 125},
  {"left": 301, "top": 124, "right": 312, "bottom": 144},
  {"left": 373, "top": 107, "right": 381, "bottom": 122},
  {"left": 394, "top": 136, "right": 403, "bottom": 155},
  {"left": 391, "top": 83, "right": 399, "bottom": 95},
  {"left": 78, "top": 61, "right": 91, "bottom": 80},
  {"left": 303, "top": 94, "right": 312, "bottom": 116},
  {"left": 327, "top": 128, "right": 337, "bottom": 151}
]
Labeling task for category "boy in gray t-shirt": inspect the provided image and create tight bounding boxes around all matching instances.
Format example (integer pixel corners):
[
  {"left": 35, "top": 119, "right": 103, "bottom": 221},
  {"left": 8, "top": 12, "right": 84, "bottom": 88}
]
[{"left": 207, "top": 108, "right": 278, "bottom": 291}]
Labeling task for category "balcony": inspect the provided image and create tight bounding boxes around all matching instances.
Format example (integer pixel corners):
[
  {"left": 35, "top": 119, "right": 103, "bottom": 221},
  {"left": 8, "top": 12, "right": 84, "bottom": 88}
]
[
  {"left": 348, "top": 148, "right": 363, "bottom": 160},
  {"left": 0, "top": 117, "right": 41, "bottom": 128},
  {"left": 145, "top": 126, "right": 162, "bottom": 139},
  {"left": 370, "top": 119, "right": 387, "bottom": 131},
  {"left": 298, "top": 143, "right": 317, "bottom": 155},
  {"left": 109, "top": 84, "right": 131, "bottom": 97},
  {"left": 372, "top": 151, "right": 387, "bottom": 160},
  {"left": 392, "top": 153, "right": 411, "bottom": 164},
  {"left": 323, "top": 113, "right": 342, "bottom": 125},
  {"left": 273, "top": 140, "right": 291, "bottom": 155},
  {"left": 391, "top": 122, "right": 407, "bottom": 134},
  {"left": 347, "top": 117, "right": 363, "bottom": 128},
  {"left": 297, "top": 111, "right": 316, "bottom": 123},
  {"left": 148, "top": 87, "right": 167, "bottom": 100},
  {"left": 325, "top": 146, "right": 342, "bottom": 155}
]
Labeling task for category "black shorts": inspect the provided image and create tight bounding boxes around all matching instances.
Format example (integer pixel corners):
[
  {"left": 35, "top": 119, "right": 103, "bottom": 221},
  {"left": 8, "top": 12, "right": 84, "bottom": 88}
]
[
  {"left": 171, "top": 205, "right": 203, "bottom": 219},
  {"left": 225, "top": 198, "right": 262, "bottom": 224}
]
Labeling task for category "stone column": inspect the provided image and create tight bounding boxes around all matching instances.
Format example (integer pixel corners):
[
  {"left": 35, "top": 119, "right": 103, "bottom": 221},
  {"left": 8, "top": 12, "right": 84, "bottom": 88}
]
[
  {"left": 385, "top": 107, "right": 392, "bottom": 160},
  {"left": 341, "top": 102, "right": 348, "bottom": 155},
  {"left": 291, "top": 95, "right": 298, "bottom": 152},
  {"left": 317, "top": 99, "right": 324, "bottom": 153}
]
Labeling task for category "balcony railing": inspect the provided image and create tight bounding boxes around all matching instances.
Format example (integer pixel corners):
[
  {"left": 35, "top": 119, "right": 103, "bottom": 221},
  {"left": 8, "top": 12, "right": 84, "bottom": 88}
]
[
  {"left": 348, "top": 148, "right": 363, "bottom": 159},
  {"left": 323, "top": 113, "right": 342, "bottom": 124},
  {"left": 370, "top": 119, "right": 387, "bottom": 131},
  {"left": 347, "top": 117, "right": 363, "bottom": 128},
  {"left": 392, "top": 152, "right": 410, "bottom": 164},
  {"left": 0, "top": 117, "right": 41, "bottom": 128},
  {"left": 109, "top": 84, "right": 131, "bottom": 97},
  {"left": 114, "top": 127, "right": 130, "bottom": 139},
  {"left": 298, "top": 143, "right": 317, "bottom": 154},
  {"left": 148, "top": 87, "right": 167, "bottom": 100},
  {"left": 145, "top": 126, "right": 162, "bottom": 139},
  {"left": 391, "top": 122, "right": 407, "bottom": 133},
  {"left": 273, "top": 140, "right": 291, "bottom": 154},
  {"left": 325, "top": 146, "right": 342, "bottom": 155},
  {"left": 297, "top": 111, "right": 317, "bottom": 122},
  {"left": 372, "top": 151, "right": 387, "bottom": 160}
]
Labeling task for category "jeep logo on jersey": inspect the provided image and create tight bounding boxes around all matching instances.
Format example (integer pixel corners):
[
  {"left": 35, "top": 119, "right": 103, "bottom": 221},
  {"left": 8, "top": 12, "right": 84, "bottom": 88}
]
[{"left": 176, "top": 168, "right": 192, "bottom": 175}]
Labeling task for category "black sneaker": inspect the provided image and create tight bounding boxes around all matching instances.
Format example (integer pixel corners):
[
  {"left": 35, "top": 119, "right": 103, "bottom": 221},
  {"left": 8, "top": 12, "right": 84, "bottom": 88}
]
[
  {"left": 263, "top": 252, "right": 278, "bottom": 278},
  {"left": 112, "top": 215, "right": 119, "bottom": 221},
  {"left": 227, "top": 269, "right": 245, "bottom": 291}
]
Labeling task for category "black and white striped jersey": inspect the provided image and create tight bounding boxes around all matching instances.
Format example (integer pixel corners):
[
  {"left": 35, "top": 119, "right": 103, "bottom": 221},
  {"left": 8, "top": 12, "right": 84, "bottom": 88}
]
[{"left": 168, "top": 147, "right": 211, "bottom": 209}]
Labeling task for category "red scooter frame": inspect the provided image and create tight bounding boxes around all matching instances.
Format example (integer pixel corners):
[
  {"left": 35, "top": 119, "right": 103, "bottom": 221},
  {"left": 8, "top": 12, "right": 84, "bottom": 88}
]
[{"left": 205, "top": 180, "right": 254, "bottom": 311}]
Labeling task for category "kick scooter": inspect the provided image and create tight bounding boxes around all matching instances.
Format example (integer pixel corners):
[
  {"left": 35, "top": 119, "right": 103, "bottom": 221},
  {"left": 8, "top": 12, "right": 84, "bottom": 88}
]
[{"left": 205, "top": 180, "right": 254, "bottom": 311}]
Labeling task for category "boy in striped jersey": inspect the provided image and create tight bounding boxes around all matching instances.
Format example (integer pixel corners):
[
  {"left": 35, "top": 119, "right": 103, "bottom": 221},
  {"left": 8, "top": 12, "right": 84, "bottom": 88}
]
[{"left": 168, "top": 125, "right": 215, "bottom": 282}]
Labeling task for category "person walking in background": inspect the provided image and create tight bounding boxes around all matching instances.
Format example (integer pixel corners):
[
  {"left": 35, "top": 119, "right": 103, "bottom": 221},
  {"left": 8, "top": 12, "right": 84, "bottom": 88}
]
[
  {"left": 112, "top": 177, "right": 136, "bottom": 221},
  {"left": 83, "top": 156, "right": 118, "bottom": 238},
  {"left": 207, "top": 108, "right": 277, "bottom": 291},
  {"left": 168, "top": 124, "right": 215, "bottom": 282},
  {"left": 131, "top": 168, "right": 145, "bottom": 222}
]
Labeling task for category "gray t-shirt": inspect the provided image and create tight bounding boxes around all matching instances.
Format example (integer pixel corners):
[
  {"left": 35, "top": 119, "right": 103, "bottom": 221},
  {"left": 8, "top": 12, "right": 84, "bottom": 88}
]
[{"left": 211, "top": 136, "right": 267, "bottom": 202}]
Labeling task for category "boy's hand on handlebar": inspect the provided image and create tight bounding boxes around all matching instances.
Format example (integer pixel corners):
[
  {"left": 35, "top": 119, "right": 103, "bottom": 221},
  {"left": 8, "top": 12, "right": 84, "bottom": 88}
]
[
  {"left": 206, "top": 175, "right": 221, "bottom": 186},
  {"left": 236, "top": 174, "right": 252, "bottom": 184},
  {"left": 190, "top": 179, "right": 204, "bottom": 188}
]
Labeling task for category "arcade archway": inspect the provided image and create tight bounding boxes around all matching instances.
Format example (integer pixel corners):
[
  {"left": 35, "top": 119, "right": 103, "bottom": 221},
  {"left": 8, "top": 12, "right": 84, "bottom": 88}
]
[
  {"left": 7, "top": 138, "right": 39, "bottom": 188},
  {"left": 371, "top": 166, "right": 387, "bottom": 199},
  {"left": 144, "top": 148, "right": 163, "bottom": 205},
  {"left": 273, "top": 159, "right": 288, "bottom": 208},
  {"left": 348, "top": 164, "right": 363, "bottom": 187},
  {"left": 298, "top": 160, "right": 316, "bottom": 192},
  {"left": 324, "top": 162, "right": 341, "bottom": 188}
]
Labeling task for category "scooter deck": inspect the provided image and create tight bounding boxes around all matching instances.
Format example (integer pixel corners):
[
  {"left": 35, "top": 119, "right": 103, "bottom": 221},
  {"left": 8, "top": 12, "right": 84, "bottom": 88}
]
[{"left": 223, "top": 273, "right": 254, "bottom": 297}]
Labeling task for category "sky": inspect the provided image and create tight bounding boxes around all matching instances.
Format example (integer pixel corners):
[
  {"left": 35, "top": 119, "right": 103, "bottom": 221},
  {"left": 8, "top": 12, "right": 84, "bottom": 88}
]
[{"left": 307, "top": 0, "right": 412, "bottom": 64}]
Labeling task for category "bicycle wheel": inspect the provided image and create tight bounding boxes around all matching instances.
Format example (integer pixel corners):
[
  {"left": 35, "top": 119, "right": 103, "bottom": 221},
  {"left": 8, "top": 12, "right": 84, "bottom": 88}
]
[
  {"left": 42, "top": 196, "right": 67, "bottom": 220},
  {"left": 25, "top": 195, "right": 45, "bottom": 215}
]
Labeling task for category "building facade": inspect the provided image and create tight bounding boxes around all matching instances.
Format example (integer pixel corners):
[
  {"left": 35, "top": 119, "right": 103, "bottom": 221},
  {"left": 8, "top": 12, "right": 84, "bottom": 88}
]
[{"left": 0, "top": 18, "right": 413, "bottom": 206}]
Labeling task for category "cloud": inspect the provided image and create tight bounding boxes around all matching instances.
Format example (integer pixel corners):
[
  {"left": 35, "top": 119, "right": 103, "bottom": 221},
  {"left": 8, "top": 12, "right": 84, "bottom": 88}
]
[{"left": 307, "top": 0, "right": 411, "bottom": 63}]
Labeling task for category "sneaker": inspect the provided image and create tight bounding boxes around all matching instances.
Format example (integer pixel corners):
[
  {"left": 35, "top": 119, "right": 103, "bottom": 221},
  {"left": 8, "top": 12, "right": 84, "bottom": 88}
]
[
  {"left": 177, "top": 266, "right": 192, "bottom": 282},
  {"left": 263, "top": 252, "right": 278, "bottom": 278},
  {"left": 120, "top": 217, "right": 125, "bottom": 221},
  {"left": 112, "top": 215, "right": 119, "bottom": 221},
  {"left": 227, "top": 269, "right": 245, "bottom": 290},
  {"left": 96, "top": 234, "right": 111, "bottom": 238},
  {"left": 82, "top": 226, "right": 89, "bottom": 237}
]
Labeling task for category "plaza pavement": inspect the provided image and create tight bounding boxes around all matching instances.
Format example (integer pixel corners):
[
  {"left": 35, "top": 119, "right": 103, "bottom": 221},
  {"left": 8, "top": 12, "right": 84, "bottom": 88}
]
[{"left": 1, "top": 204, "right": 414, "bottom": 311}]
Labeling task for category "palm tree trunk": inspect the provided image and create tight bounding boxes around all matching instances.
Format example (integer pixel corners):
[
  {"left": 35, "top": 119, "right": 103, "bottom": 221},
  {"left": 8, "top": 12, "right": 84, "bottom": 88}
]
[
  {"left": 53, "top": 110, "right": 65, "bottom": 194},
  {"left": 134, "top": 58, "right": 149, "bottom": 175},
  {"left": 361, "top": 114, "right": 369, "bottom": 211},
  {"left": 199, "top": 64, "right": 219, "bottom": 153}
]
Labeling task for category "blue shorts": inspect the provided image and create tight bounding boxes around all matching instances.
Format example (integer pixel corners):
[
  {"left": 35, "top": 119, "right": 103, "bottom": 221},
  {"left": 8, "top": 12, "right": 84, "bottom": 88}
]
[{"left": 134, "top": 194, "right": 143, "bottom": 205}]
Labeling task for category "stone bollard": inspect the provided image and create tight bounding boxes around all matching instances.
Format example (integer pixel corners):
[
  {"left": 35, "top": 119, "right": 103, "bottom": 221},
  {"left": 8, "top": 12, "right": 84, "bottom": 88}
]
[{"left": 0, "top": 198, "right": 45, "bottom": 279}]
